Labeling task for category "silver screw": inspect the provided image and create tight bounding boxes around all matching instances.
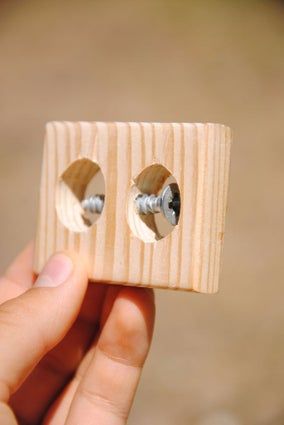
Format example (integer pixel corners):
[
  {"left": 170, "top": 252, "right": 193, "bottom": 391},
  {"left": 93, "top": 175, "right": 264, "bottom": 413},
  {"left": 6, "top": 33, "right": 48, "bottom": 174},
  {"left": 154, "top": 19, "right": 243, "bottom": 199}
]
[
  {"left": 135, "top": 183, "right": 180, "bottom": 226},
  {"left": 81, "top": 195, "right": 105, "bottom": 214}
]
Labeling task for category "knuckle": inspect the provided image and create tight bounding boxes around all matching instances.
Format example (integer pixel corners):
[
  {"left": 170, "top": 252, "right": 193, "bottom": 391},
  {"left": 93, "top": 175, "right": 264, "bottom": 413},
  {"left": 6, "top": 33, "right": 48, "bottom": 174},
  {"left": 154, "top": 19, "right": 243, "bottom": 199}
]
[
  {"left": 0, "top": 293, "right": 50, "bottom": 354},
  {"left": 0, "top": 298, "right": 31, "bottom": 331},
  {"left": 78, "top": 384, "right": 128, "bottom": 421}
]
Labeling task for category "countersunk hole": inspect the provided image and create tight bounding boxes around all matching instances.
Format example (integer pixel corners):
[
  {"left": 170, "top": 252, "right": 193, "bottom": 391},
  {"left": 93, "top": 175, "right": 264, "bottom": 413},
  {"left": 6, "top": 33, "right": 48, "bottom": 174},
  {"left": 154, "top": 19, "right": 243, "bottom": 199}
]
[
  {"left": 127, "top": 164, "right": 180, "bottom": 243},
  {"left": 56, "top": 158, "right": 105, "bottom": 233}
]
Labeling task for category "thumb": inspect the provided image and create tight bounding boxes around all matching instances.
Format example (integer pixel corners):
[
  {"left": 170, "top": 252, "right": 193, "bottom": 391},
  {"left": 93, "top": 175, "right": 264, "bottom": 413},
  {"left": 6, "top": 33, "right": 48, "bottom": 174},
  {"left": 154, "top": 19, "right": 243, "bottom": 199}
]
[{"left": 0, "top": 252, "right": 88, "bottom": 403}]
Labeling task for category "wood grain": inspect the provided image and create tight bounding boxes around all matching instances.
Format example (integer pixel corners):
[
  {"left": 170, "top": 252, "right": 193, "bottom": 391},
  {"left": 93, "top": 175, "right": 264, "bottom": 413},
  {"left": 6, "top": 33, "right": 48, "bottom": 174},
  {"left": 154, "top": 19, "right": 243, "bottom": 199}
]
[{"left": 34, "top": 122, "right": 231, "bottom": 293}]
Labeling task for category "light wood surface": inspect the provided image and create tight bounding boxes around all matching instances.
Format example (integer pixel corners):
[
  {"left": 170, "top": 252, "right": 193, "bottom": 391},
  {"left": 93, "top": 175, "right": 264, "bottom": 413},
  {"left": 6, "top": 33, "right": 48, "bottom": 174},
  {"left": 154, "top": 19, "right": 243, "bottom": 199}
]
[{"left": 34, "top": 122, "right": 231, "bottom": 293}]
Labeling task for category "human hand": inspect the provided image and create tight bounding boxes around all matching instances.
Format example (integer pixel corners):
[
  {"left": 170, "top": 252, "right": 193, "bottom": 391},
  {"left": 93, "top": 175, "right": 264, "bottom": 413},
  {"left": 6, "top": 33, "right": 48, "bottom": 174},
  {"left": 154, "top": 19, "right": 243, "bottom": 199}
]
[{"left": 0, "top": 243, "right": 155, "bottom": 424}]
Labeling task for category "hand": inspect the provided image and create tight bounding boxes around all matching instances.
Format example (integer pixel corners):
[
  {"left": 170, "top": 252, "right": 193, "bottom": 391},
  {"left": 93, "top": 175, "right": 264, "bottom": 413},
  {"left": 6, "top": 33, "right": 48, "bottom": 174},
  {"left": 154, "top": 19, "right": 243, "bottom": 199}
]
[{"left": 0, "top": 243, "right": 155, "bottom": 424}]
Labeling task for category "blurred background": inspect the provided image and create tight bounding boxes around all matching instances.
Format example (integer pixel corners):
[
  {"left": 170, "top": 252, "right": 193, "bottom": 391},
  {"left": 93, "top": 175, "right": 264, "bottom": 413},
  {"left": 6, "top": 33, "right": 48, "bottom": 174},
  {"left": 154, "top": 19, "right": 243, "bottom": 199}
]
[{"left": 0, "top": 0, "right": 284, "bottom": 424}]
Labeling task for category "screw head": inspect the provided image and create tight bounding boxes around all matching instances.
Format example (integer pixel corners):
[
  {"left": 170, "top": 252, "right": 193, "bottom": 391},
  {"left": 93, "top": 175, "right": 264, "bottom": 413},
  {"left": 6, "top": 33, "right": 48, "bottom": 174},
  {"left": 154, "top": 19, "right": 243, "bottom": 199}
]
[{"left": 160, "top": 183, "right": 180, "bottom": 226}]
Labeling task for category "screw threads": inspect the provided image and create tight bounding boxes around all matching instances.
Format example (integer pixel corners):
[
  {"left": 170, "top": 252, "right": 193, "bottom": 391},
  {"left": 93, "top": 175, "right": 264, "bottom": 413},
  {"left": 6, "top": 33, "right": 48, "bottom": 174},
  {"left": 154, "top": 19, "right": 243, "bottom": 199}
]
[
  {"left": 135, "top": 183, "right": 180, "bottom": 226},
  {"left": 135, "top": 194, "right": 162, "bottom": 215},
  {"left": 81, "top": 195, "right": 105, "bottom": 214},
  {"left": 81, "top": 184, "right": 180, "bottom": 226}
]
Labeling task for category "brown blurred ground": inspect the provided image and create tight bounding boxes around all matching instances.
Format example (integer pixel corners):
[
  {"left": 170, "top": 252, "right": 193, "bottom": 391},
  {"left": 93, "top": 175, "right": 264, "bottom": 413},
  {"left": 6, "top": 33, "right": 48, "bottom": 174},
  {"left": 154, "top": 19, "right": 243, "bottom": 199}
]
[{"left": 0, "top": 1, "right": 284, "bottom": 424}]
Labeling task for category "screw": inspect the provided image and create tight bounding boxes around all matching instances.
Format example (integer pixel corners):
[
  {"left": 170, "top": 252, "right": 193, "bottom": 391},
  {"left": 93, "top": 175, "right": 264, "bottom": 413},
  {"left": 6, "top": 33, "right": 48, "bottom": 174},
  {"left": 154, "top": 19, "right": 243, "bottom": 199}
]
[
  {"left": 135, "top": 183, "right": 180, "bottom": 226},
  {"left": 81, "top": 195, "right": 105, "bottom": 214}
]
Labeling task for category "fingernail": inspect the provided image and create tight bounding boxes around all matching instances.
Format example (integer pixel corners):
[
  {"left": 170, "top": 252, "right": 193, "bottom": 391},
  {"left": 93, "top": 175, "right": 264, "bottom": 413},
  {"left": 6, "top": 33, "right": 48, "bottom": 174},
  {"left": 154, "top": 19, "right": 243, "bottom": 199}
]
[{"left": 35, "top": 253, "right": 73, "bottom": 288}]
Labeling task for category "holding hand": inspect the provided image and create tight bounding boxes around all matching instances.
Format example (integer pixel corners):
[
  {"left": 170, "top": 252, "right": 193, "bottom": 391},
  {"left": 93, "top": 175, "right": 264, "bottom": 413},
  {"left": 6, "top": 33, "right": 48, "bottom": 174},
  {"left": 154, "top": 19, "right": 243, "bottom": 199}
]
[{"left": 0, "top": 243, "right": 155, "bottom": 424}]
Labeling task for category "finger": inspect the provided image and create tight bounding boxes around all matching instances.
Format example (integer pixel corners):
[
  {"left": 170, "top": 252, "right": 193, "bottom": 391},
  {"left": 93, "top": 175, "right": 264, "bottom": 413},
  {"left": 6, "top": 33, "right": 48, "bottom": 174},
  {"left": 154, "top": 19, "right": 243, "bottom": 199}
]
[
  {"left": 43, "top": 343, "right": 97, "bottom": 425},
  {"left": 65, "top": 287, "right": 155, "bottom": 425},
  {"left": 0, "top": 242, "right": 35, "bottom": 303},
  {"left": 11, "top": 283, "right": 106, "bottom": 425},
  {"left": 0, "top": 252, "right": 88, "bottom": 404},
  {"left": 43, "top": 287, "right": 118, "bottom": 425}
]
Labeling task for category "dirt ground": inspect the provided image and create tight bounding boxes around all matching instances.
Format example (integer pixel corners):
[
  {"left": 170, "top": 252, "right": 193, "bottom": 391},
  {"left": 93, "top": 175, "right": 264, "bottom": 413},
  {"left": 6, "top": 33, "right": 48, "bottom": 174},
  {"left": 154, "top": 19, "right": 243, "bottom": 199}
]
[{"left": 0, "top": 1, "right": 284, "bottom": 424}]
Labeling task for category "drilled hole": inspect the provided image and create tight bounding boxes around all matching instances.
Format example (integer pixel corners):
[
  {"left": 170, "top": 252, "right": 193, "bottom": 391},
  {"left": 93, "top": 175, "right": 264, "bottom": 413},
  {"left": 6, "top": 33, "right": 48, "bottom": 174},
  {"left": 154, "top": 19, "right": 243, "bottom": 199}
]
[
  {"left": 127, "top": 164, "right": 180, "bottom": 243},
  {"left": 56, "top": 158, "right": 105, "bottom": 233}
]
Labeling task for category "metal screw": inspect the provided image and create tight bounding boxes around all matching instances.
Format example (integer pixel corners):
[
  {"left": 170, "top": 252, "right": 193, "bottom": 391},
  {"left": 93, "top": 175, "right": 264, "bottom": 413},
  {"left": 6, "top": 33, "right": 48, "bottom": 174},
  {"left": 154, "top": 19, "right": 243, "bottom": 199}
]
[
  {"left": 135, "top": 183, "right": 180, "bottom": 226},
  {"left": 81, "top": 195, "right": 105, "bottom": 214}
]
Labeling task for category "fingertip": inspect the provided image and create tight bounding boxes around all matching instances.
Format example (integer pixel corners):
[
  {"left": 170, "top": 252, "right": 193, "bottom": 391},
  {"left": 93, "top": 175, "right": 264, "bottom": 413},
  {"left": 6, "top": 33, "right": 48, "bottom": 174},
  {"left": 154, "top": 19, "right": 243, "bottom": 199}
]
[
  {"left": 35, "top": 251, "right": 88, "bottom": 291},
  {"left": 99, "top": 286, "right": 155, "bottom": 367},
  {"left": 118, "top": 286, "right": 156, "bottom": 335},
  {"left": 100, "top": 286, "right": 122, "bottom": 327},
  {"left": 58, "top": 250, "right": 89, "bottom": 281}
]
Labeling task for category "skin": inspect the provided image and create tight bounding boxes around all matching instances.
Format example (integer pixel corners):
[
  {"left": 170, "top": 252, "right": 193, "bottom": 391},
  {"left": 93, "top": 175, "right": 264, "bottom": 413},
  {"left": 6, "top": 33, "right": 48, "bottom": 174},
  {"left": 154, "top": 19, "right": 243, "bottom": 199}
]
[{"left": 0, "top": 243, "right": 155, "bottom": 424}]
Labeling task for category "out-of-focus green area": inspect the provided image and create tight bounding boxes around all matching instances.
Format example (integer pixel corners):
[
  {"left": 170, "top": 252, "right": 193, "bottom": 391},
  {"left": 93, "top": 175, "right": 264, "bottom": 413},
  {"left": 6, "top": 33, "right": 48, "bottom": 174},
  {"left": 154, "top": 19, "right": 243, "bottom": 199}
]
[{"left": 0, "top": 1, "right": 284, "bottom": 424}]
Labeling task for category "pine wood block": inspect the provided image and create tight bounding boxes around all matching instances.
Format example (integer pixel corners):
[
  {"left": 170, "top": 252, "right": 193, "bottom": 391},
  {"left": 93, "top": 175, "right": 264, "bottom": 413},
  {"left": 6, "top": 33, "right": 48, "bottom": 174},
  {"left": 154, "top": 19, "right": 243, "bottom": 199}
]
[{"left": 34, "top": 122, "right": 231, "bottom": 293}]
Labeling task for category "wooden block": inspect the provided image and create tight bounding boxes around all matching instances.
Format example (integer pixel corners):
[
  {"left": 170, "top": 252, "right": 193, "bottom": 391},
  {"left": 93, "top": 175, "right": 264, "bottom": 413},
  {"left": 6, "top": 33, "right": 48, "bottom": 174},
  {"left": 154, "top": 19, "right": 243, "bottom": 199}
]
[{"left": 34, "top": 122, "right": 231, "bottom": 293}]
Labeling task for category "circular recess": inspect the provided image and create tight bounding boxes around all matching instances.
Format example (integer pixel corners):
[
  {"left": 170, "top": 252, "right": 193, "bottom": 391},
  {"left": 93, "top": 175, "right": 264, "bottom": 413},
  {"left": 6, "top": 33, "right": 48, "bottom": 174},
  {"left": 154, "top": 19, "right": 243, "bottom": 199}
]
[
  {"left": 127, "top": 164, "right": 181, "bottom": 243},
  {"left": 56, "top": 158, "right": 105, "bottom": 233}
]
